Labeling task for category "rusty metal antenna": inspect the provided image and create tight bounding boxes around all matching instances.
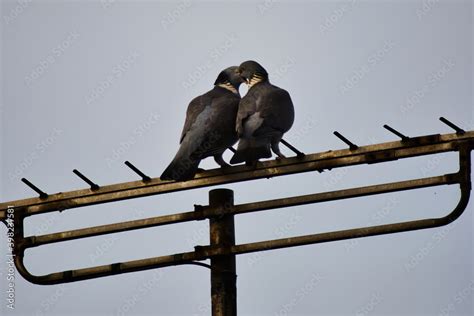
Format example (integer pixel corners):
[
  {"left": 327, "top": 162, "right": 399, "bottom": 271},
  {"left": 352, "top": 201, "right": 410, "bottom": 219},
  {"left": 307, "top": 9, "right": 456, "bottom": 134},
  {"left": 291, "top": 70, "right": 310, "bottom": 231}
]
[
  {"left": 124, "top": 161, "right": 151, "bottom": 182},
  {"left": 280, "top": 139, "right": 305, "bottom": 157},
  {"left": 1, "top": 119, "right": 473, "bottom": 316},
  {"left": 73, "top": 169, "right": 100, "bottom": 191},
  {"left": 333, "top": 131, "right": 359, "bottom": 150},
  {"left": 383, "top": 124, "right": 410, "bottom": 141},
  {"left": 20, "top": 178, "right": 48, "bottom": 200},
  {"left": 440, "top": 116, "right": 466, "bottom": 134}
]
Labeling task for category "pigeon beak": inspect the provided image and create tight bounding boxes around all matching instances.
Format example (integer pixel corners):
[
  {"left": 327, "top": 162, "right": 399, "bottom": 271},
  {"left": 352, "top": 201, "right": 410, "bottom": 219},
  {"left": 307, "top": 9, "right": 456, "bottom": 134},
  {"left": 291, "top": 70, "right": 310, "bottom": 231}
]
[{"left": 235, "top": 68, "right": 247, "bottom": 84}]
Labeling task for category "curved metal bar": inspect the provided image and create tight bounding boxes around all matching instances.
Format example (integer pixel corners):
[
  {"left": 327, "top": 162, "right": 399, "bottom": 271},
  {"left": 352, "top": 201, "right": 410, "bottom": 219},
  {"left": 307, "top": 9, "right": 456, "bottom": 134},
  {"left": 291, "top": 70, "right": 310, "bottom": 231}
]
[
  {"left": 13, "top": 248, "right": 198, "bottom": 285},
  {"left": 187, "top": 262, "right": 212, "bottom": 270},
  {"left": 12, "top": 146, "right": 472, "bottom": 285}
]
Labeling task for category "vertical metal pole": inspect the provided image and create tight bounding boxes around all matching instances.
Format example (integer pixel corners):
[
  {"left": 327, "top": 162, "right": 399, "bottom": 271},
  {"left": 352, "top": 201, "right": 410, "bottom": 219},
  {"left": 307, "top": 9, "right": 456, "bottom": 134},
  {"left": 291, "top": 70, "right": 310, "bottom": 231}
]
[{"left": 209, "top": 189, "right": 237, "bottom": 316}]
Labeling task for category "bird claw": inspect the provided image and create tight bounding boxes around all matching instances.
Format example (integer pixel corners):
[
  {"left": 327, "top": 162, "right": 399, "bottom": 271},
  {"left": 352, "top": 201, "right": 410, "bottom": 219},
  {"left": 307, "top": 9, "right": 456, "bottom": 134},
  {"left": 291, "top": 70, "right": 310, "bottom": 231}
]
[
  {"left": 220, "top": 167, "right": 233, "bottom": 175},
  {"left": 245, "top": 160, "right": 259, "bottom": 168}
]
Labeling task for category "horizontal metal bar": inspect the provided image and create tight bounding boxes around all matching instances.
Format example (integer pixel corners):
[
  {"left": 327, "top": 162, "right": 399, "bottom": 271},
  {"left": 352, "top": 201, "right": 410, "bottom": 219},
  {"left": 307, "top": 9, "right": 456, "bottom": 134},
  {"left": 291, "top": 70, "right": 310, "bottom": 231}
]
[
  {"left": 20, "top": 141, "right": 464, "bottom": 216},
  {"left": 1, "top": 131, "right": 473, "bottom": 220},
  {"left": 25, "top": 211, "right": 201, "bottom": 247},
  {"left": 230, "top": 205, "right": 468, "bottom": 257},
  {"left": 24, "top": 173, "right": 457, "bottom": 248},
  {"left": 232, "top": 173, "right": 458, "bottom": 214}
]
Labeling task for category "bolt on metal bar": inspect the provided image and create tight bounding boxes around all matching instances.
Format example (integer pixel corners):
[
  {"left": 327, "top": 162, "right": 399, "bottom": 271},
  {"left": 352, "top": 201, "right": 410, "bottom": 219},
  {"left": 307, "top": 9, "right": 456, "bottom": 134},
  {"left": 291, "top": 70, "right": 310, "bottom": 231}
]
[
  {"left": 440, "top": 117, "right": 465, "bottom": 134},
  {"left": 383, "top": 125, "right": 410, "bottom": 141},
  {"left": 124, "top": 161, "right": 151, "bottom": 182},
  {"left": 333, "top": 131, "right": 358, "bottom": 150},
  {"left": 21, "top": 178, "right": 48, "bottom": 200},
  {"left": 73, "top": 169, "right": 100, "bottom": 191}
]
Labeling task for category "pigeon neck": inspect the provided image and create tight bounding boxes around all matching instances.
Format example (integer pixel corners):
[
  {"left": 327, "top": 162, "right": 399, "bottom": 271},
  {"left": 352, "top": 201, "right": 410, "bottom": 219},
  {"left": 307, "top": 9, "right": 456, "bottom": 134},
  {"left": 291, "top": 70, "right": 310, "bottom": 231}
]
[
  {"left": 247, "top": 74, "right": 267, "bottom": 88},
  {"left": 217, "top": 83, "right": 240, "bottom": 95}
]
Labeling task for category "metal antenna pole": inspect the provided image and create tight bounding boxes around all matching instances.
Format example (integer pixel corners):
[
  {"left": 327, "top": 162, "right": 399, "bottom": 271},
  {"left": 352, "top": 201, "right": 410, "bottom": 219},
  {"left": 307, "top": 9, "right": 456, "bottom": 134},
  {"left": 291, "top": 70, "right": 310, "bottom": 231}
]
[{"left": 209, "top": 189, "right": 237, "bottom": 316}]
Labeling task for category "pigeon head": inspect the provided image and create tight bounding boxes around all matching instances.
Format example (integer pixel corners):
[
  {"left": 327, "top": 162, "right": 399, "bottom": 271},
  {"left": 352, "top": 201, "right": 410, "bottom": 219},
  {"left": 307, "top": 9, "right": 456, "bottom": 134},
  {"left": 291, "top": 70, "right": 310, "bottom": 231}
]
[
  {"left": 236, "top": 60, "right": 269, "bottom": 86},
  {"left": 214, "top": 66, "right": 244, "bottom": 93}
]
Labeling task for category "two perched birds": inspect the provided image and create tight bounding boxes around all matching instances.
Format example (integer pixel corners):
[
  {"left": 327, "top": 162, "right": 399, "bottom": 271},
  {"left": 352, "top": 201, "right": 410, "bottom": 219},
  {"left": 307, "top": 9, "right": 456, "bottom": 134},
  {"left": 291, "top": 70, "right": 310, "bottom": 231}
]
[{"left": 160, "top": 60, "right": 294, "bottom": 181}]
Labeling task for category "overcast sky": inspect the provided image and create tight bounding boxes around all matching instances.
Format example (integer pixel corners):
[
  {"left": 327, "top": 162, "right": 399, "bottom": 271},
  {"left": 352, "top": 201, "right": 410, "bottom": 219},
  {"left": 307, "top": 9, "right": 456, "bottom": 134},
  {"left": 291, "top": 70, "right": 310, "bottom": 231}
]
[{"left": 0, "top": 0, "right": 473, "bottom": 315}]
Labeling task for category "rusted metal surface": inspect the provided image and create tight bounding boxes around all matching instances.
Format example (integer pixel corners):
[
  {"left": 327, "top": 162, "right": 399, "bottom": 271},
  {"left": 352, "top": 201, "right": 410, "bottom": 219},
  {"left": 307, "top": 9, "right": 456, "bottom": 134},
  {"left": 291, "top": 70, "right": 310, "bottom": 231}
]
[
  {"left": 1, "top": 131, "right": 473, "bottom": 219},
  {"left": 1, "top": 131, "right": 472, "bottom": 287},
  {"left": 208, "top": 189, "right": 237, "bottom": 316},
  {"left": 23, "top": 173, "right": 456, "bottom": 248}
]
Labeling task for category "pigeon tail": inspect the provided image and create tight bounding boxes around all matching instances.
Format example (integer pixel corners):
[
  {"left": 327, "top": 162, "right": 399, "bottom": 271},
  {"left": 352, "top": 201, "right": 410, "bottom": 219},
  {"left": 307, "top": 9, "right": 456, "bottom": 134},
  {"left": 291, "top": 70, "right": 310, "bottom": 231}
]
[
  {"left": 160, "top": 156, "right": 200, "bottom": 181},
  {"left": 230, "top": 138, "right": 272, "bottom": 164}
]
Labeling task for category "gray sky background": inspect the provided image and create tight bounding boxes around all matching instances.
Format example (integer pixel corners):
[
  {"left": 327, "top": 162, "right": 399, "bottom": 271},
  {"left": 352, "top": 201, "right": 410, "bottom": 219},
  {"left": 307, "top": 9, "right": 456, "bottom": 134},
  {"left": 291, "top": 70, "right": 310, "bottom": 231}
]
[{"left": 0, "top": 0, "right": 473, "bottom": 315}]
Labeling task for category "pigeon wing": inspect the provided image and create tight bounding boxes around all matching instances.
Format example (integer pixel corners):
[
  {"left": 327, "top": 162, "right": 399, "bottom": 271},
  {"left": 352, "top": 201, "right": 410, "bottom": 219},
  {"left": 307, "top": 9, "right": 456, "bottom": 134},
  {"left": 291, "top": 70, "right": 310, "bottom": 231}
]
[
  {"left": 180, "top": 94, "right": 210, "bottom": 143},
  {"left": 255, "top": 86, "right": 295, "bottom": 136},
  {"left": 190, "top": 91, "right": 240, "bottom": 159},
  {"left": 235, "top": 91, "right": 258, "bottom": 136}
]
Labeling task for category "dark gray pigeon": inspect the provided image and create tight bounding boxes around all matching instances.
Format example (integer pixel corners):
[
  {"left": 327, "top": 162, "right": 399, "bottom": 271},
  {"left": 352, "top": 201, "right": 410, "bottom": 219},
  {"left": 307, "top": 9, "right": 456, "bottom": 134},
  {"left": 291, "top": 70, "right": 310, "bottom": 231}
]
[
  {"left": 230, "top": 60, "right": 294, "bottom": 165},
  {"left": 161, "top": 66, "right": 244, "bottom": 181}
]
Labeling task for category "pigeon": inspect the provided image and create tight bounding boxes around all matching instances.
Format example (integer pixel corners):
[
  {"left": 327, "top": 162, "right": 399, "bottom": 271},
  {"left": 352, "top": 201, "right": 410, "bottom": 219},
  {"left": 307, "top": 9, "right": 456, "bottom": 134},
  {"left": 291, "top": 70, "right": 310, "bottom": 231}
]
[
  {"left": 160, "top": 66, "right": 244, "bottom": 181},
  {"left": 230, "top": 60, "right": 294, "bottom": 165}
]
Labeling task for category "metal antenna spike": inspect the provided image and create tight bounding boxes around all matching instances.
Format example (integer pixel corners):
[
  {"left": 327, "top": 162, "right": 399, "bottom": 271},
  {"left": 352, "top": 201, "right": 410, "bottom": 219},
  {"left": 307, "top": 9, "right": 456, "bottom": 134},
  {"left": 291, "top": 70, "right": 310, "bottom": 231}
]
[
  {"left": 439, "top": 117, "right": 465, "bottom": 135},
  {"left": 73, "top": 169, "right": 100, "bottom": 191},
  {"left": 124, "top": 161, "right": 151, "bottom": 183},
  {"left": 280, "top": 139, "right": 305, "bottom": 157},
  {"left": 227, "top": 147, "right": 237, "bottom": 154},
  {"left": 21, "top": 178, "right": 49, "bottom": 199},
  {"left": 333, "top": 131, "right": 358, "bottom": 150},
  {"left": 383, "top": 125, "right": 410, "bottom": 141}
]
